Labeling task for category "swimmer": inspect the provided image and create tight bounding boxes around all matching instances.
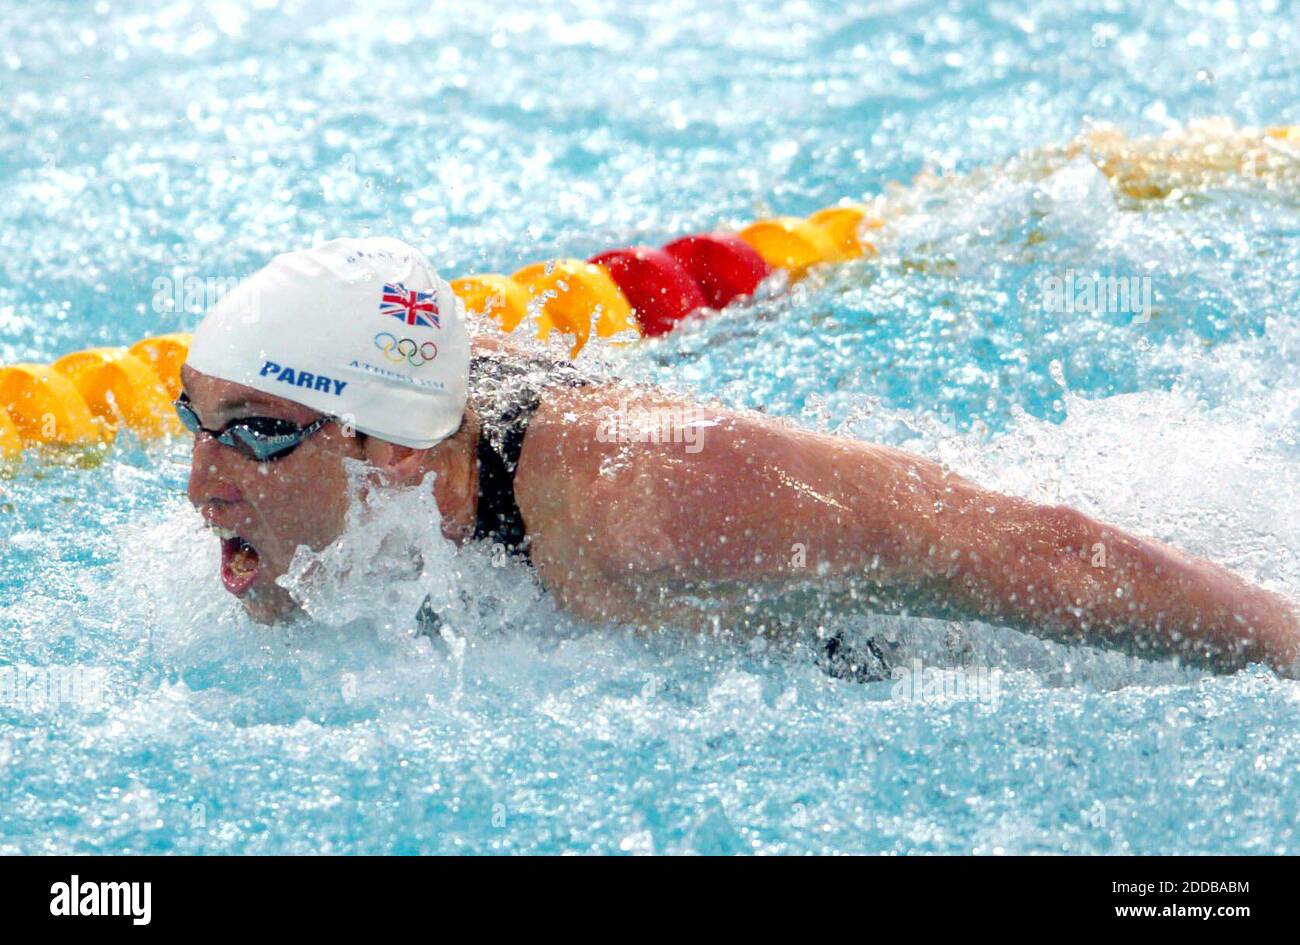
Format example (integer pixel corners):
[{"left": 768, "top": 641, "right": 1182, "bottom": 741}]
[{"left": 180, "top": 237, "right": 1300, "bottom": 676}]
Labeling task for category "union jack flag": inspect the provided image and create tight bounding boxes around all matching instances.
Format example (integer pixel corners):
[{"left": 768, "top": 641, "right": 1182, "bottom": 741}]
[{"left": 379, "top": 282, "right": 440, "bottom": 328}]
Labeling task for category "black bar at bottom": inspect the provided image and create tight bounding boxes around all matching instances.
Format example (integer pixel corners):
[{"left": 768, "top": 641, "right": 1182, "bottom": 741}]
[{"left": 0, "top": 854, "right": 1284, "bottom": 931}]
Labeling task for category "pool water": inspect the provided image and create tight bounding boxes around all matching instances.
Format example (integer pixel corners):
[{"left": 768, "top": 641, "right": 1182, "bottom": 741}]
[{"left": 3, "top": 0, "right": 1300, "bottom": 854}]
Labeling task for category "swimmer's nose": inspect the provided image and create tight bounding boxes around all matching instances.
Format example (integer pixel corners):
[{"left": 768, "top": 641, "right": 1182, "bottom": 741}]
[{"left": 187, "top": 435, "right": 244, "bottom": 508}]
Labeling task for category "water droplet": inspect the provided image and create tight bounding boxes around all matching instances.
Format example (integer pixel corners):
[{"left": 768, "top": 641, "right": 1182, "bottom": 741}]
[{"left": 1049, "top": 359, "right": 1067, "bottom": 389}]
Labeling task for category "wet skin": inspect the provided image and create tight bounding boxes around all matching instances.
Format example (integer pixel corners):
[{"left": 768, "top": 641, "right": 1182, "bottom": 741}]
[{"left": 183, "top": 340, "right": 1300, "bottom": 675}]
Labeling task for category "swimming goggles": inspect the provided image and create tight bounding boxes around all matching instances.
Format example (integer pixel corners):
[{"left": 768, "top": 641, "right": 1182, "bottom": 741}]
[{"left": 174, "top": 395, "right": 334, "bottom": 462}]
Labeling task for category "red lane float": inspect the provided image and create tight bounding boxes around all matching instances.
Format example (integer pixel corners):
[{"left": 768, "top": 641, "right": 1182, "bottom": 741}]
[
  {"left": 588, "top": 247, "right": 708, "bottom": 337},
  {"left": 661, "top": 233, "right": 771, "bottom": 310}
]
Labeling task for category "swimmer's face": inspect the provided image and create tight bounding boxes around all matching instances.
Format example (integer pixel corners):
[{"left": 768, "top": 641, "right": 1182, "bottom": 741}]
[
  {"left": 180, "top": 366, "right": 478, "bottom": 624},
  {"left": 180, "top": 366, "right": 368, "bottom": 623}
]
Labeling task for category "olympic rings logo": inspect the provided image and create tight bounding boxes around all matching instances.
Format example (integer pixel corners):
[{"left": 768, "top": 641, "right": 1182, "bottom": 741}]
[{"left": 374, "top": 332, "right": 438, "bottom": 367}]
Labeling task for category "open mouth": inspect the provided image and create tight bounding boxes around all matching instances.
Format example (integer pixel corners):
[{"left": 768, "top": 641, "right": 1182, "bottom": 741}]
[{"left": 213, "top": 527, "right": 262, "bottom": 596}]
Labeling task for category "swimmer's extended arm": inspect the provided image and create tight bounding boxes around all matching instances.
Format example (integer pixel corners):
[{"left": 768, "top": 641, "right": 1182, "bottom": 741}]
[{"left": 524, "top": 392, "right": 1300, "bottom": 674}]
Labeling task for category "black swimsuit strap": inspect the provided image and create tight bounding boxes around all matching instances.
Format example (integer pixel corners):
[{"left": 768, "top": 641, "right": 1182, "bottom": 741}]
[
  {"left": 471, "top": 390, "right": 540, "bottom": 560},
  {"left": 417, "top": 352, "right": 591, "bottom": 638},
  {"left": 467, "top": 351, "right": 592, "bottom": 561}
]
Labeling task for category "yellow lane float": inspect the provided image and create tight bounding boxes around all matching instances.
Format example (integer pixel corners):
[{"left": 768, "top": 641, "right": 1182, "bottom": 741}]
[
  {"left": 0, "top": 405, "right": 22, "bottom": 458},
  {"left": 51, "top": 347, "right": 179, "bottom": 438},
  {"left": 511, "top": 259, "right": 639, "bottom": 357},
  {"left": 807, "top": 204, "right": 883, "bottom": 259},
  {"left": 737, "top": 216, "right": 848, "bottom": 278},
  {"left": 129, "top": 333, "right": 192, "bottom": 400},
  {"left": 0, "top": 363, "right": 107, "bottom": 446},
  {"left": 450, "top": 274, "right": 531, "bottom": 332}
]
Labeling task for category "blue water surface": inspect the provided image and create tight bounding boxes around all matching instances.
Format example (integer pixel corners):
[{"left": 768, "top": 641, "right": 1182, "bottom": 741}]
[{"left": 2, "top": 0, "right": 1300, "bottom": 854}]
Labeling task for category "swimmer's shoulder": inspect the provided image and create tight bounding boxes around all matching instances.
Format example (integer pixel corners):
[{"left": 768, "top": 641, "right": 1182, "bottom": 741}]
[{"left": 468, "top": 332, "right": 525, "bottom": 359}]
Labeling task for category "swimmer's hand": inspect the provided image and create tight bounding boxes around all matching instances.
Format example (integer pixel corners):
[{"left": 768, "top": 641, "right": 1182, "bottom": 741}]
[{"left": 519, "top": 392, "right": 1299, "bottom": 675}]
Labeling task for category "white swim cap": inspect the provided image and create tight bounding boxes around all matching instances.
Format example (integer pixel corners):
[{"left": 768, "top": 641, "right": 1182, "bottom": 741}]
[{"left": 186, "top": 237, "right": 469, "bottom": 449}]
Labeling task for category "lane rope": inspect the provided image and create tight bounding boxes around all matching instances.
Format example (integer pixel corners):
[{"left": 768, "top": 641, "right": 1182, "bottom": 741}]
[
  {"left": 6, "top": 119, "right": 1295, "bottom": 458},
  {"left": 0, "top": 201, "right": 880, "bottom": 456}
]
